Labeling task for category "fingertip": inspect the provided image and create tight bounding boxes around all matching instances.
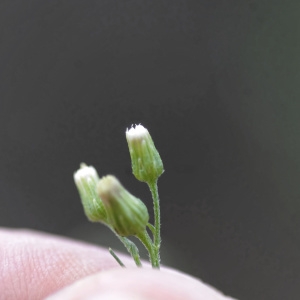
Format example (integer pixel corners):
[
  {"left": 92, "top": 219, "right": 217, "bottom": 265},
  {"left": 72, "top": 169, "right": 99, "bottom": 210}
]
[
  {"left": 0, "top": 229, "right": 236, "bottom": 300},
  {"left": 0, "top": 228, "right": 135, "bottom": 299},
  {"left": 47, "top": 268, "right": 234, "bottom": 300}
]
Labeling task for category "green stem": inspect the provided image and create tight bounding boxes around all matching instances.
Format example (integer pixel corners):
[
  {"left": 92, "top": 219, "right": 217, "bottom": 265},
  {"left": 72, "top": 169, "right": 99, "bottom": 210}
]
[
  {"left": 110, "top": 227, "right": 142, "bottom": 267},
  {"left": 148, "top": 180, "right": 161, "bottom": 268},
  {"left": 136, "top": 230, "right": 157, "bottom": 268},
  {"left": 147, "top": 223, "right": 155, "bottom": 235},
  {"left": 119, "top": 236, "right": 142, "bottom": 267},
  {"left": 109, "top": 248, "right": 125, "bottom": 267}
]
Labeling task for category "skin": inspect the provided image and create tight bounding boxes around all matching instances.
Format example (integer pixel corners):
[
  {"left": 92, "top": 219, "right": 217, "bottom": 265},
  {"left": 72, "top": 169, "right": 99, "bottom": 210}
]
[{"left": 0, "top": 228, "right": 236, "bottom": 300}]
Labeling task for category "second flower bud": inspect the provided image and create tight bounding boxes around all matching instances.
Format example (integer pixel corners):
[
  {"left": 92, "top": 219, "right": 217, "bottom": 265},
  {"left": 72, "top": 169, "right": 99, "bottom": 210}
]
[{"left": 97, "top": 175, "right": 149, "bottom": 237}]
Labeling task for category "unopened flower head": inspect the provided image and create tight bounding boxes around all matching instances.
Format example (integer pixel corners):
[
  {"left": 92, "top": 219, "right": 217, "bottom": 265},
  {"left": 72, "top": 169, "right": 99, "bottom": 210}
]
[
  {"left": 126, "top": 124, "right": 164, "bottom": 183},
  {"left": 97, "top": 175, "right": 149, "bottom": 237},
  {"left": 74, "top": 163, "right": 107, "bottom": 223}
]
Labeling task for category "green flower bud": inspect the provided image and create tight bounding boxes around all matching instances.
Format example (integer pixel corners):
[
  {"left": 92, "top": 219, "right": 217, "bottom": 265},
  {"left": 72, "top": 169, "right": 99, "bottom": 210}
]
[
  {"left": 97, "top": 175, "right": 149, "bottom": 237},
  {"left": 74, "top": 163, "right": 107, "bottom": 223},
  {"left": 126, "top": 124, "right": 164, "bottom": 184}
]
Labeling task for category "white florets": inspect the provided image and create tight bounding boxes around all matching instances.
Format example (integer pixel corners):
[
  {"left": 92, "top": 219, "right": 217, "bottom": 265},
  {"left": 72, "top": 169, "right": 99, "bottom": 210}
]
[
  {"left": 126, "top": 124, "right": 149, "bottom": 139},
  {"left": 74, "top": 164, "right": 98, "bottom": 184}
]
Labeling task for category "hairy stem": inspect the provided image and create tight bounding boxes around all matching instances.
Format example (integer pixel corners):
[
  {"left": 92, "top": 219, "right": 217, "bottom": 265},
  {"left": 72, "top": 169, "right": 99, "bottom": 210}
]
[
  {"left": 136, "top": 230, "right": 157, "bottom": 268},
  {"left": 148, "top": 180, "right": 161, "bottom": 268},
  {"left": 110, "top": 227, "right": 142, "bottom": 267}
]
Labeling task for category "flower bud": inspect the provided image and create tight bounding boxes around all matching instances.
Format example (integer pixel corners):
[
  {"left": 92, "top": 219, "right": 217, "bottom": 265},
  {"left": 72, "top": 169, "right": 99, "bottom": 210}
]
[
  {"left": 126, "top": 124, "right": 164, "bottom": 183},
  {"left": 74, "top": 163, "right": 107, "bottom": 223},
  {"left": 97, "top": 175, "right": 149, "bottom": 237}
]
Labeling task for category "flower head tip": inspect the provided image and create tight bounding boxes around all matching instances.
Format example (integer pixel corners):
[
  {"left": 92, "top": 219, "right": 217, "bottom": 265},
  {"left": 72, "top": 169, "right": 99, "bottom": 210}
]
[
  {"left": 97, "top": 175, "right": 149, "bottom": 237},
  {"left": 74, "top": 163, "right": 107, "bottom": 223},
  {"left": 126, "top": 124, "right": 164, "bottom": 184}
]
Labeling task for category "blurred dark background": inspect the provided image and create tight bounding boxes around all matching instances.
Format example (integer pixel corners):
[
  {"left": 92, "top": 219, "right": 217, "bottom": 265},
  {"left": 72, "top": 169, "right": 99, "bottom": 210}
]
[{"left": 1, "top": 1, "right": 300, "bottom": 299}]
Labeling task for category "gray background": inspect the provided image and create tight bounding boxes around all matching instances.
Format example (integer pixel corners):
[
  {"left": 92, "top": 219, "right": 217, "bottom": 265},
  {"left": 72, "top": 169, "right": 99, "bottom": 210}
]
[{"left": 1, "top": 1, "right": 300, "bottom": 299}]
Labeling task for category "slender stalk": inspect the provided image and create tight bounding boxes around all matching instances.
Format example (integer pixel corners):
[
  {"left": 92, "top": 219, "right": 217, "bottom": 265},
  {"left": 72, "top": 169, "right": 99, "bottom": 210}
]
[
  {"left": 118, "top": 236, "right": 142, "bottom": 267},
  {"left": 109, "top": 248, "right": 125, "bottom": 267},
  {"left": 148, "top": 180, "right": 161, "bottom": 268},
  {"left": 136, "top": 230, "right": 157, "bottom": 268},
  {"left": 147, "top": 223, "right": 155, "bottom": 235},
  {"left": 110, "top": 227, "right": 142, "bottom": 267}
]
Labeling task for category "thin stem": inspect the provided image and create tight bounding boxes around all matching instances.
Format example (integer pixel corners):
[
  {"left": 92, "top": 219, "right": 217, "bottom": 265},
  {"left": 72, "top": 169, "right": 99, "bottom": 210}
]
[
  {"left": 148, "top": 180, "right": 161, "bottom": 268},
  {"left": 147, "top": 223, "right": 155, "bottom": 236},
  {"left": 118, "top": 236, "right": 142, "bottom": 267},
  {"left": 109, "top": 248, "right": 125, "bottom": 267},
  {"left": 110, "top": 226, "right": 142, "bottom": 267},
  {"left": 136, "top": 230, "right": 157, "bottom": 268}
]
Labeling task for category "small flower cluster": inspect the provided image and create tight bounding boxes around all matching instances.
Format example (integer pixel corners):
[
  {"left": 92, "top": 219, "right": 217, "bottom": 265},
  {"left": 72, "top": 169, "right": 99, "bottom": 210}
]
[{"left": 74, "top": 124, "right": 164, "bottom": 268}]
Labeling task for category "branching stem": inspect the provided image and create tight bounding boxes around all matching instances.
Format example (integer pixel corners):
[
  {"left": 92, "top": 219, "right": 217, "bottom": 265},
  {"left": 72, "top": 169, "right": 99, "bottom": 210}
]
[{"left": 111, "top": 227, "right": 142, "bottom": 267}]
